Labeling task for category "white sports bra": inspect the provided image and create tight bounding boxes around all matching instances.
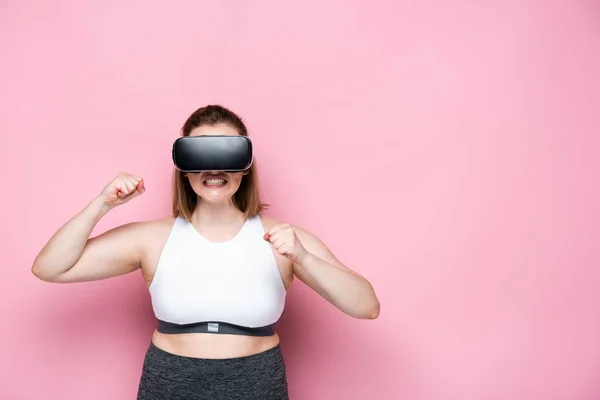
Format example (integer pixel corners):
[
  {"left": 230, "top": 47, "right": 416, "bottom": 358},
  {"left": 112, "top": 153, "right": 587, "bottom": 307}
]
[{"left": 148, "top": 215, "right": 287, "bottom": 336}]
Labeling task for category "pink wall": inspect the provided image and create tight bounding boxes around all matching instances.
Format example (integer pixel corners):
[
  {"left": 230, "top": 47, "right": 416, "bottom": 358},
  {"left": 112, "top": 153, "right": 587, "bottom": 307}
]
[{"left": 1, "top": 1, "right": 599, "bottom": 399}]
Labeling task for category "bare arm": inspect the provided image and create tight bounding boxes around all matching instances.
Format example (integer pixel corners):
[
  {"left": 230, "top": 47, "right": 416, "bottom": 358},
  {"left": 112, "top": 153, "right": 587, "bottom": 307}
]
[
  {"left": 293, "top": 227, "right": 380, "bottom": 319},
  {"left": 31, "top": 172, "right": 146, "bottom": 283},
  {"left": 265, "top": 223, "right": 380, "bottom": 319}
]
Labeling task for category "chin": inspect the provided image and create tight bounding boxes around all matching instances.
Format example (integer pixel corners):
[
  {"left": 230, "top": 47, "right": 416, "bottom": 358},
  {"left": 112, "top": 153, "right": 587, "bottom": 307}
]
[
  {"left": 199, "top": 194, "right": 234, "bottom": 204},
  {"left": 195, "top": 188, "right": 236, "bottom": 204}
]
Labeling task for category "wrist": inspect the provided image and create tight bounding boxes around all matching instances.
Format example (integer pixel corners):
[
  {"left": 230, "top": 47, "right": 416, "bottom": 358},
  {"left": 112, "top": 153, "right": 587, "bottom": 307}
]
[
  {"left": 87, "top": 195, "right": 114, "bottom": 221},
  {"left": 295, "top": 249, "right": 315, "bottom": 268}
]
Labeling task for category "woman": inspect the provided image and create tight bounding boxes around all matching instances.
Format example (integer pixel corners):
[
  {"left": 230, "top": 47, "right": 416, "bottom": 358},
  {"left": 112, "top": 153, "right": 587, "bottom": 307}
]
[{"left": 31, "top": 105, "right": 380, "bottom": 399}]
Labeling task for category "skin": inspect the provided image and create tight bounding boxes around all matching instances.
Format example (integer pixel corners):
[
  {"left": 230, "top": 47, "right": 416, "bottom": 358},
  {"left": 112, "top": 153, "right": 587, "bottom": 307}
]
[{"left": 31, "top": 123, "right": 380, "bottom": 359}]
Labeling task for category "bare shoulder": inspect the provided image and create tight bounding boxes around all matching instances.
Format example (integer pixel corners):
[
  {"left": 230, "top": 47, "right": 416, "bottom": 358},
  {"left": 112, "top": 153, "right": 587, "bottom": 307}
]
[
  {"left": 134, "top": 215, "right": 178, "bottom": 250},
  {"left": 257, "top": 213, "right": 283, "bottom": 231},
  {"left": 140, "top": 215, "right": 178, "bottom": 231},
  {"left": 101, "top": 215, "right": 177, "bottom": 262},
  {"left": 106, "top": 215, "right": 176, "bottom": 242}
]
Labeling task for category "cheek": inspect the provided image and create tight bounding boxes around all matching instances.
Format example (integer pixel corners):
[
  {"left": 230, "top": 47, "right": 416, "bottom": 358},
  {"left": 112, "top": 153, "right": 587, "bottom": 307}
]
[
  {"left": 186, "top": 175, "right": 208, "bottom": 193},
  {"left": 187, "top": 174, "right": 202, "bottom": 187},
  {"left": 227, "top": 173, "right": 245, "bottom": 185}
]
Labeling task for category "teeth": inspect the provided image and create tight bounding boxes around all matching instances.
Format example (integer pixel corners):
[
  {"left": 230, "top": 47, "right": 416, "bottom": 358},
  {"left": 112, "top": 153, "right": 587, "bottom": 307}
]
[{"left": 204, "top": 179, "right": 226, "bottom": 185}]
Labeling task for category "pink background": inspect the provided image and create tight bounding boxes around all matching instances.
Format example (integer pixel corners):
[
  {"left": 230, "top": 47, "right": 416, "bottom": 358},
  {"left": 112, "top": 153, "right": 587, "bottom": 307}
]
[{"left": 1, "top": 1, "right": 599, "bottom": 399}]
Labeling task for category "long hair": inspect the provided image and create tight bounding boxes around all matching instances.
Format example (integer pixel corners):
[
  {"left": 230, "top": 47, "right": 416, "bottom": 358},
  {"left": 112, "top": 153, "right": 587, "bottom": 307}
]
[{"left": 172, "top": 105, "right": 269, "bottom": 220}]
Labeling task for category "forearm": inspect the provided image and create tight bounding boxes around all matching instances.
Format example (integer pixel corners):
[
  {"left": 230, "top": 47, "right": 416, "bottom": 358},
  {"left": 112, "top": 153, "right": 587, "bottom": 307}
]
[
  {"left": 32, "top": 196, "right": 111, "bottom": 280},
  {"left": 294, "top": 252, "right": 380, "bottom": 319}
]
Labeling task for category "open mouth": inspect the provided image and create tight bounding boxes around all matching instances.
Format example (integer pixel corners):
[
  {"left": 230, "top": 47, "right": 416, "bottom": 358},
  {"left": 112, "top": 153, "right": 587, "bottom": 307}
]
[
  {"left": 204, "top": 178, "right": 227, "bottom": 186},
  {"left": 203, "top": 174, "right": 228, "bottom": 187}
]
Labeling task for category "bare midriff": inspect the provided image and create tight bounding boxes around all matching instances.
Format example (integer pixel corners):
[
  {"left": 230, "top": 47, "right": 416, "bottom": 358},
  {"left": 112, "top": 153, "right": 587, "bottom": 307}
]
[{"left": 151, "top": 330, "right": 281, "bottom": 359}]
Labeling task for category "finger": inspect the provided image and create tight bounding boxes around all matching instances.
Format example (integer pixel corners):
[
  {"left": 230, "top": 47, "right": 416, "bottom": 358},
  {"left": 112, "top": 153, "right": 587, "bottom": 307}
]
[
  {"left": 276, "top": 244, "right": 293, "bottom": 257},
  {"left": 265, "top": 229, "right": 278, "bottom": 242},
  {"left": 137, "top": 179, "right": 145, "bottom": 193},
  {"left": 271, "top": 237, "right": 286, "bottom": 251},
  {"left": 116, "top": 182, "right": 127, "bottom": 198},
  {"left": 120, "top": 179, "right": 135, "bottom": 197},
  {"left": 107, "top": 188, "right": 120, "bottom": 201},
  {"left": 266, "top": 230, "right": 288, "bottom": 246},
  {"left": 130, "top": 177, "right": 144, "bottom": 193},
  {"left": 126, "top": 179, "right": 137, "bottom": 194}
]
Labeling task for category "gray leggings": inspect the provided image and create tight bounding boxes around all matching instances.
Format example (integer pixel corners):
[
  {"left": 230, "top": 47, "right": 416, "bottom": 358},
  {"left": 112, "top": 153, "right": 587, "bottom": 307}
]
[{"left": 137, "top": 341, "right": 289, "bottom": 400}]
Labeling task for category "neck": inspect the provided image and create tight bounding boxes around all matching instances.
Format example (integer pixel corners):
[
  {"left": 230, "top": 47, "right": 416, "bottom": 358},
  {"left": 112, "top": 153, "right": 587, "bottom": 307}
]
[{"left": 191, "top": 198, "right": 245, "bottom": 226}]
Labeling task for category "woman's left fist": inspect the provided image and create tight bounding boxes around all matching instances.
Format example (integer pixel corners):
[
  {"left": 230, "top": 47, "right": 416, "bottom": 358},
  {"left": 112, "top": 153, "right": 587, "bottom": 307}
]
[{"left": 264, "top": 224, "right": 307, "bottom": 264}]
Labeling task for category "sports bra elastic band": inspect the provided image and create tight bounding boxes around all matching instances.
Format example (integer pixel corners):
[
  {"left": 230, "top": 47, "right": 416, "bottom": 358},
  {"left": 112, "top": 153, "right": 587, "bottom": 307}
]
[{"left": 157, "top": 319, "right": 276, "bottom": 336}]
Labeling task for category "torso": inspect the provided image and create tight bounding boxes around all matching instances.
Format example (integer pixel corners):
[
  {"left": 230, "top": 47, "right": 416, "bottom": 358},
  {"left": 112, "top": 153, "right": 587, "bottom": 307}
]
[{"left": 138, "top": 214, "right": 294, "bottom": 359}]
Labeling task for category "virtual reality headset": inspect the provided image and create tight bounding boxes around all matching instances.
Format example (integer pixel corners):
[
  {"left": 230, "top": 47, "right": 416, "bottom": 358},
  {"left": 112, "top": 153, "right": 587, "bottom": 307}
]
[{"left": 172, "top": 135, "right": 253, "bottom": 172}]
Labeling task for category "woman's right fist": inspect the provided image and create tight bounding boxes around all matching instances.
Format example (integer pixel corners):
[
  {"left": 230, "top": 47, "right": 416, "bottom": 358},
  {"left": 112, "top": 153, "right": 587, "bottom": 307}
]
[{"left": 100, "top": 171, "right": 145, "bottom": 208}]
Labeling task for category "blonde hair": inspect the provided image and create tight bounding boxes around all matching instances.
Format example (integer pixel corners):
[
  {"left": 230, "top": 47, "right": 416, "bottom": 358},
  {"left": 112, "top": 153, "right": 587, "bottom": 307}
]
[{"left": 172, "top": 105, "right": 269, "bottom": 220}]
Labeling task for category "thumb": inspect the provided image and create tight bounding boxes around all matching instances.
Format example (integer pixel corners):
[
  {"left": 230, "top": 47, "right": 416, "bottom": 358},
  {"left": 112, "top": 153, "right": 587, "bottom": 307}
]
[{"left": 136, "top": 180, "right": 146, "bottom": 194}]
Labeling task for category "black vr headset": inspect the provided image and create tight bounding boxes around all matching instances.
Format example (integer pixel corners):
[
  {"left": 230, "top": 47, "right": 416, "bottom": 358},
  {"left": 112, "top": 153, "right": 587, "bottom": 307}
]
[{"left": 172, "top": 135, "right": 253, "bottom": 172}]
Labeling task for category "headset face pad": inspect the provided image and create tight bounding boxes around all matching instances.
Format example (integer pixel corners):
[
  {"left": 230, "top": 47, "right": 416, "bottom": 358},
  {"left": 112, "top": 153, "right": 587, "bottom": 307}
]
[{"left": 172, "top": 135, "right": 253, "bottom": 172}]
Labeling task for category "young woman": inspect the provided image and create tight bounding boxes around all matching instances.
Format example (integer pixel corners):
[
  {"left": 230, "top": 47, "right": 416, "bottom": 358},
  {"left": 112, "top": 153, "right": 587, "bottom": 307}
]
[{"left": 31, "top": 105, "right": 380, "bottom": 399}]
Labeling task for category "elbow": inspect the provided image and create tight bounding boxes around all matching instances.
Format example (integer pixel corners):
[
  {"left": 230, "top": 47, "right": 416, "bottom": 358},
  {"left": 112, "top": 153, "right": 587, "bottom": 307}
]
[
  {"left": 352, "top": 299, "right": 380, "bottom": 320},
  {"left": 31, "top": 261, "right": 57, "bottom": 283},
  {"left": 365, "top": 300, "right": 380, "bottom": 319},
  {"left": 371, "top": 302, "right": 381, "bottom": 319},
  {"left": 31, "top": 262, "right": 47, "bottom": 281},
  {"left": 350, "top": 281, "right": 380, "bottom": 319},
  {"left": 361, "top": 282, "right": 380, "bottom": 319}
]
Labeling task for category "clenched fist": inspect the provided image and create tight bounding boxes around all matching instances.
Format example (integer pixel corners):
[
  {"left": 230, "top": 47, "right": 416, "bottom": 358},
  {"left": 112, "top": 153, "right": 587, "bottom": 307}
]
[
  {"left": 99, "top": 171, "right": 145, "bottom": 208},
  {"left": 264, "top": 224, "right": 308, "bottom": 265}
]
